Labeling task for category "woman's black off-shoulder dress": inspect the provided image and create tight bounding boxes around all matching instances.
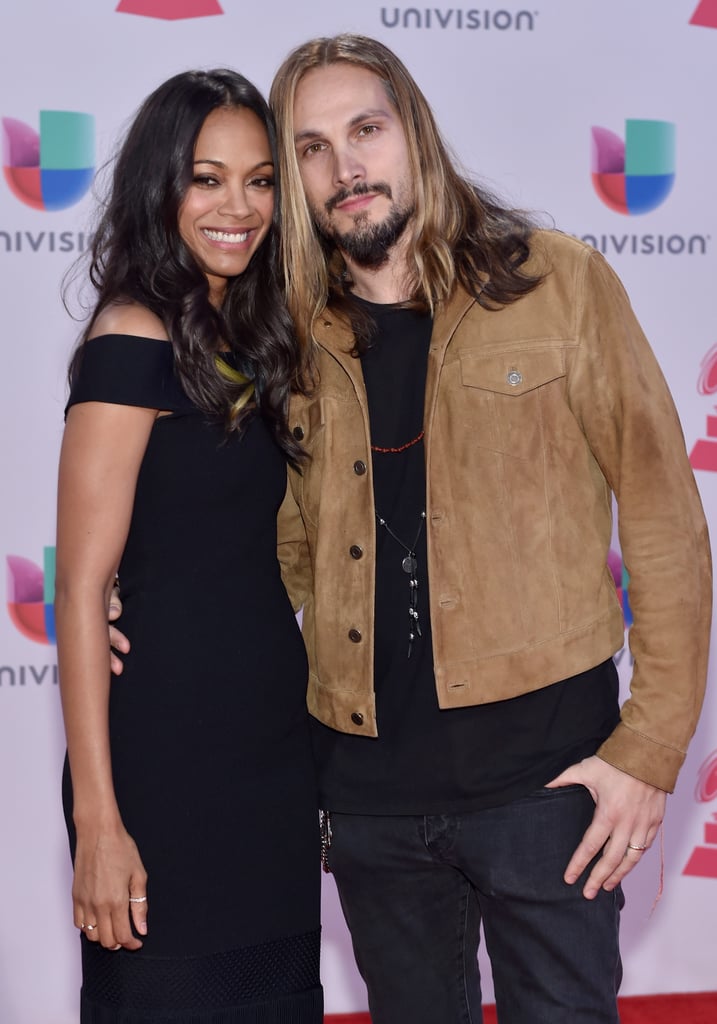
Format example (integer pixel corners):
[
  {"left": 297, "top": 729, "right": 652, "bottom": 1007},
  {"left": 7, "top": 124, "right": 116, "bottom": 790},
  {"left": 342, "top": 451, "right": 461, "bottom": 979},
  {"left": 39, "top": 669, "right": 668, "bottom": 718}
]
[{"left": 62, "top": 335, "right": 322, "bottom": 1024}]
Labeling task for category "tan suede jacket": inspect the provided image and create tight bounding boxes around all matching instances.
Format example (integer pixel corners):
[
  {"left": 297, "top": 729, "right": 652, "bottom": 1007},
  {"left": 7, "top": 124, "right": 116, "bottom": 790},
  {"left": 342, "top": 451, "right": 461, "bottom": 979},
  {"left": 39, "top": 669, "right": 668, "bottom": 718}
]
[{"left": 277, "top": 231, "right": 712, "bottom": 793}]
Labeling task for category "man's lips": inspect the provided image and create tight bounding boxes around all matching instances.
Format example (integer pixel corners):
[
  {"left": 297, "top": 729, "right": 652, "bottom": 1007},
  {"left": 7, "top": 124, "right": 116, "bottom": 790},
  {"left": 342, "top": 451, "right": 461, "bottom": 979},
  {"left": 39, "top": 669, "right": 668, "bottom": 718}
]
[
  {"left": 326, "top": 183, "right": 392, "bottom": 214},
  {"left": 335, "top": 192, "right": 378, "bottom": 213}
]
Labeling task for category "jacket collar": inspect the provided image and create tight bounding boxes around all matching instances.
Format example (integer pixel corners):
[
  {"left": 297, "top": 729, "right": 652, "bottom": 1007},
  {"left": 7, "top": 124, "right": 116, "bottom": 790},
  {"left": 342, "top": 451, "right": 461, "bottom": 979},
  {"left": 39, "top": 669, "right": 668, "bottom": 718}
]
[
  {"left": 312, "top": 306, "right": 360, "bottom": 384},
  {"left": 312, "top": 283, "right": 476, "bottom": 367}
]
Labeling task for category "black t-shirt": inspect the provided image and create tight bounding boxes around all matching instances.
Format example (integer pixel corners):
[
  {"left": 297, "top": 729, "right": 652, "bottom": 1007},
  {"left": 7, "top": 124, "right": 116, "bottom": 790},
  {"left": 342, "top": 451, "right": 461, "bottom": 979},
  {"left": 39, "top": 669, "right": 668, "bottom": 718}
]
[{"left": 310, "top": 301, "right": 620, "bottom": 814}]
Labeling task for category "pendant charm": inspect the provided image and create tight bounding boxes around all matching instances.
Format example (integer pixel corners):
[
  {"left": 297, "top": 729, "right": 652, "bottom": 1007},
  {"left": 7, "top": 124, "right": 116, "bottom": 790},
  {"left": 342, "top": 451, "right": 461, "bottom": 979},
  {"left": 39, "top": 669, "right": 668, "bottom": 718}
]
[
  {"left": 375, "top": 509, "right": 426, "bottom": 659},
  {"left": 402, "top": 554, "right": 417, "bottom": 574}
]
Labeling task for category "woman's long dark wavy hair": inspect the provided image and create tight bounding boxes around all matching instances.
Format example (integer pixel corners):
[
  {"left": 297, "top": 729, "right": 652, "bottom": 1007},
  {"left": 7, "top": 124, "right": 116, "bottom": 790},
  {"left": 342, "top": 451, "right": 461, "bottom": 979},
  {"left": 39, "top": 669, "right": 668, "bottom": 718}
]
[{"left": 69, "top": 68, "right": 305, "bottom": 463}]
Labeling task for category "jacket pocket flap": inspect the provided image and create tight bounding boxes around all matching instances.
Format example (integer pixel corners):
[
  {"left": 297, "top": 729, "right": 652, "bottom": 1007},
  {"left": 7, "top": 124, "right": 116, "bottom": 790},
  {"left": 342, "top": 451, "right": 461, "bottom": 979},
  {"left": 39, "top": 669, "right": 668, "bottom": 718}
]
[
  {"left": 460, "top": 349, "right": 565, "bottom": 396},
  {"left": 292, "top": 397, "right": 325, "bottom": 442}
]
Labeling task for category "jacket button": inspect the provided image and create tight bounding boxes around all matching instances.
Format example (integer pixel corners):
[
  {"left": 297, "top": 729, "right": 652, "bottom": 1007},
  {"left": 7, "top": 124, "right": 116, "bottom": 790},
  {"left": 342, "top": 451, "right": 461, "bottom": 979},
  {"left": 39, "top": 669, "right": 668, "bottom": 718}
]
[
  {"left": 351, "top": 712, "right": 364, "bottom": 726},
  {"left": 353, "top": 460, "right": 367, "bottom": 475},
  {"left": 292, "top": 425, "right": 305, "bottom": 440},
  {"left": 349, "top": 545, "right": 363, "bottom": 559},
  {"left": 348, "top": 628, "right": 362, "bottom": 643},
  {"left": 506, "top": 369, "right": 523, "bottom": 387}
]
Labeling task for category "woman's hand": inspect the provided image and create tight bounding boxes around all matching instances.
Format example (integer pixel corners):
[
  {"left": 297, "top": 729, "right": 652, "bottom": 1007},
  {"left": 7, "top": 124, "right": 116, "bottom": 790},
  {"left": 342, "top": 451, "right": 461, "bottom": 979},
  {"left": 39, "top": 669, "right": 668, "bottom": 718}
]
[
  {"left": 73, "top": 822, "right": 148, "bottom": 950},
  {"left": 108, "top": 585, "right": 129, "bottom": 676}
]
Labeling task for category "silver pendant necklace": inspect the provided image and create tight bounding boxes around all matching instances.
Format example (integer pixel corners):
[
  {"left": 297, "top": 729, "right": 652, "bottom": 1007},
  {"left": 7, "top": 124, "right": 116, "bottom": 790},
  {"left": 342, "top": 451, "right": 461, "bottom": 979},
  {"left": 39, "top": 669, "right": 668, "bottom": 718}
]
[{"left": 375, "top": 510, "right": 426, "bottom": 658}]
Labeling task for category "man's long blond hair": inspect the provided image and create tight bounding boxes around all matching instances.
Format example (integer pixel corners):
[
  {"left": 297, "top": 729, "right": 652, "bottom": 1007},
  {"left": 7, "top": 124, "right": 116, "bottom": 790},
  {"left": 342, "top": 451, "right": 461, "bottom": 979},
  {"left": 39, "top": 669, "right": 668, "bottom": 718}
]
[{"left": 270, "top": 34, "right": 541, "bottom": 356}]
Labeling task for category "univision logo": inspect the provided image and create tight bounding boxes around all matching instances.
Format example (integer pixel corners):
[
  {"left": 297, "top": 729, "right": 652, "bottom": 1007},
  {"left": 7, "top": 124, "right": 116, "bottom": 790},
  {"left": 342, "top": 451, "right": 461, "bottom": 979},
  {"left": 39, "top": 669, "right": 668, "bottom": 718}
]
[
  {"left": 6, "top": 549, "right": 56, "bottom": 644},
  {"left": 116, "top": 0, "right": 223, "bottom": 17},
  {"left": 591, "top": 119, "right": 675, "bottom": 216},
  {"left": 607, "top": 549, "right": 632, "bottom": 629},
  {"left": 2, "top": 111, "right": 94, "bottom": 211},
  {"left": 379, "top": 7, "right": 536, "bottom": 30}
]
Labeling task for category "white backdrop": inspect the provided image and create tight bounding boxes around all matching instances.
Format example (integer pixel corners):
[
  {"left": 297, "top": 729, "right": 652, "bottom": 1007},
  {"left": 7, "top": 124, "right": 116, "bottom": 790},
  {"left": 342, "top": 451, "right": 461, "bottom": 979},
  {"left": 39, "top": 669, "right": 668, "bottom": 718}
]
[{"left": 1, "top": 2, "right": 716, "bottom": 1021}]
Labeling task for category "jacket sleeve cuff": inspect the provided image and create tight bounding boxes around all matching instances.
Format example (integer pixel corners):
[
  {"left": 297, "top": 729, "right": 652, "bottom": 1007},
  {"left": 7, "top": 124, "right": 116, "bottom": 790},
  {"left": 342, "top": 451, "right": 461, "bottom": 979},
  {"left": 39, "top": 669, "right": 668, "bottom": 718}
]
[{"left": 596, "top": 721, "right": 685, "bottom": 793}]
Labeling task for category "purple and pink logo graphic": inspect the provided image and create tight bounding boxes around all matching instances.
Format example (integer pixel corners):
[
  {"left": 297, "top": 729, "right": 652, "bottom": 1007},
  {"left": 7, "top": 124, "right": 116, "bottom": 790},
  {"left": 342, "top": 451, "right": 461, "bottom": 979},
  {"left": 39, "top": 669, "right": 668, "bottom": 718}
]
[
  {"left": 607, "top": 549, "right": 632, "bottom": 629},
  {"left": 6, "top": 549, "right": 56, "bottom": 645},
  {"left": 690, "top": 0, "right": 717, "bottom": 28},
  {"left": 2, "top": 110, "right": 94, "bottom": 211},
  {"left": 683, "top": 749, "right": 717, "bottom": 879},
  {"left": 116, "top": 0, "right": 223, "bottom": 17},
  {"left": 591, "top": 120, "right": 675, "bottom": 215},
  {"left": 689, "top": 344, "right": 717, "bottom": 472}
]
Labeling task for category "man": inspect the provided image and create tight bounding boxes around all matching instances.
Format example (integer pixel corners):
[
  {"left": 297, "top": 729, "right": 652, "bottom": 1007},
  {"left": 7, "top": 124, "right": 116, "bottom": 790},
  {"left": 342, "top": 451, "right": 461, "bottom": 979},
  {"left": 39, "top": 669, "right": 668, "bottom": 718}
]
[
  {"left": 268, "top": 34, "right": 712, "bottom": 1024},
  {"left": 110, "top": 33, "right": 710, "bottom": 1024}
]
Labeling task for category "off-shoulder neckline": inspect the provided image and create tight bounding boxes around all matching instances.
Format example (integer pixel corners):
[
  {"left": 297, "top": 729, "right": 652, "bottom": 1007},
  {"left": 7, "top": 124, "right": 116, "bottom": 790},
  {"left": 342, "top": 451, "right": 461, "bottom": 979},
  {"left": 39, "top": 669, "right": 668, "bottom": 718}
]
[{"left": 84, "top": 333, "right": 171, "bottom": 345}]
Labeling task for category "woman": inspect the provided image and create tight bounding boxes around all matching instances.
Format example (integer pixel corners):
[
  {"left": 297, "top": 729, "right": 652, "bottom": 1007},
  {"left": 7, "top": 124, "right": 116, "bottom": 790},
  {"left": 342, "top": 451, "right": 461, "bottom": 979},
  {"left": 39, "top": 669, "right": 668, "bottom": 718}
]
[{"left": 55, "top": 70, "right": 322, "bottom": 1023}]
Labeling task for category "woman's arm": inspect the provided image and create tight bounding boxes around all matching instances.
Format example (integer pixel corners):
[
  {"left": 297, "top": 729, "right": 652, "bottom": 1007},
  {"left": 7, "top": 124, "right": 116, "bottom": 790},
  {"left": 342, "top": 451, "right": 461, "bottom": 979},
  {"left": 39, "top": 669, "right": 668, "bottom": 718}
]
[
  {"left": 55, "top": 304, "right": 167, "bottom": 950},
  {"left": 56, "top": 399, "right": 157, "bottom": 949}
]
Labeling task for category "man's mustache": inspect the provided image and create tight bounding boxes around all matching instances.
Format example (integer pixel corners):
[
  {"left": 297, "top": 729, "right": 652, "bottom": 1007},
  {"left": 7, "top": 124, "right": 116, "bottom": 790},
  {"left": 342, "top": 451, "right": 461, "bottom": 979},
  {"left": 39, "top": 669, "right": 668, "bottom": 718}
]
[{"left": 325, "top": 182, "right": 393, "bottom": 214}]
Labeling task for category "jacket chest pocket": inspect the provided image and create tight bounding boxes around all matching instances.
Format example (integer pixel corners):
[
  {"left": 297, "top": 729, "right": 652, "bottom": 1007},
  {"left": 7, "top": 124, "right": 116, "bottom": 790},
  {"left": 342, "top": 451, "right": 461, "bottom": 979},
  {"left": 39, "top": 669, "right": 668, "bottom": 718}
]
[{"left": 458, "top": 348, "right": 566, "bottom": 460}]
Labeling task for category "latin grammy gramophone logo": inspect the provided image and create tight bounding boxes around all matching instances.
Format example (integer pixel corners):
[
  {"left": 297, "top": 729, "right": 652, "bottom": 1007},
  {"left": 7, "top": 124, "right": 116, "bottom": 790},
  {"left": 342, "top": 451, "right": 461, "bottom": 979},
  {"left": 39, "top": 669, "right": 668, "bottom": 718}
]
[
  {"left": 690, "top": 0, "right": 717, "bottom": 28},
  {"left": 116, "top": 0, "right": 223, "bottom": 18},
  {"left": 683, "top": 749, "right": 717, "bottom": 879},
  {"left": 689, "top": 344, "right": 717, "bottom": 472}
]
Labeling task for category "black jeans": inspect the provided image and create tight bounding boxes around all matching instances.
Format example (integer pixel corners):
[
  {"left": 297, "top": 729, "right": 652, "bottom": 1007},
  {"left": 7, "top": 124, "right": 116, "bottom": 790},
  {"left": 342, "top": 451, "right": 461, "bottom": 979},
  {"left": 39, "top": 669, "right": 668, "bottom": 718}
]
[{"left": 326, "top": 786, "right": 623, "bottom": 1024}]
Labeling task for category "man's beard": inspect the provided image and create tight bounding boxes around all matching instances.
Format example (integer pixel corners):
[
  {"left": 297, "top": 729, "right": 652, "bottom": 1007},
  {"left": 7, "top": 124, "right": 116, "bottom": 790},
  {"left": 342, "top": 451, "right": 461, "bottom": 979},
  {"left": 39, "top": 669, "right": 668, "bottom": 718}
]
[{"left": 315, "top": 182, "right": 414, "bottom": 269}]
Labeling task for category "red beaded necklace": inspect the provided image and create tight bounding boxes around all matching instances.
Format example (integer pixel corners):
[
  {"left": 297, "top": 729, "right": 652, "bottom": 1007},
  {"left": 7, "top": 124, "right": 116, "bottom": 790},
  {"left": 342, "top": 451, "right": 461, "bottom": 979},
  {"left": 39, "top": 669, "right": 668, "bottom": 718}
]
[{"left": 370, "top": 429, "right": 425, "bottom": 454}]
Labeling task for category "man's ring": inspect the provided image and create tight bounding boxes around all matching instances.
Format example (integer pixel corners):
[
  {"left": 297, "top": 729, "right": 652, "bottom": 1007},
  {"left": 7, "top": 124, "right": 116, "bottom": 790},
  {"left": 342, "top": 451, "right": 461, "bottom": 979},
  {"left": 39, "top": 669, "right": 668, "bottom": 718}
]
[
  {"left": 129, "top": 896, "right": 147, "bottom": 904},
  {"left": 627, "top": 842, "right": 648, "bottom": 852}
]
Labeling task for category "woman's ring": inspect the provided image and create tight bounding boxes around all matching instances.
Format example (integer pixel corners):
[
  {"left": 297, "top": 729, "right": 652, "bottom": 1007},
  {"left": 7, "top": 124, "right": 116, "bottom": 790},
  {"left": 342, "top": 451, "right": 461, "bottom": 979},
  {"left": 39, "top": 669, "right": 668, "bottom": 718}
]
[
  {"left": 84, "top": 924, "right": 97, "bottom": 931},
  {"left": 626, "top": 842, "right": 648, "bottom": 852},
  {"left": 129, "top": 896, "right": 147, "bottom": 904}
]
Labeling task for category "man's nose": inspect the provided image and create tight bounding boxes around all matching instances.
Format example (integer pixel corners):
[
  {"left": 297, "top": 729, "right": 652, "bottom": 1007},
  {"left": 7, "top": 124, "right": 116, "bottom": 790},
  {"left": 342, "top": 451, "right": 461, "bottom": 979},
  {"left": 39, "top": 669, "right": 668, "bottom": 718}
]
[{"left": 332, "top": 145, "right": 366, "bottom": 188}]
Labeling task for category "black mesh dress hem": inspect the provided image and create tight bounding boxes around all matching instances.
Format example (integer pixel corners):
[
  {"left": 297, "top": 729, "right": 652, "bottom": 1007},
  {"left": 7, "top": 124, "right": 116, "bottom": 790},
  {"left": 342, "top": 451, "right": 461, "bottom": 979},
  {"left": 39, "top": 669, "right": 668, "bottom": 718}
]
[{"left": 79, "top": 929, "right": 323, "bottom": 1023}]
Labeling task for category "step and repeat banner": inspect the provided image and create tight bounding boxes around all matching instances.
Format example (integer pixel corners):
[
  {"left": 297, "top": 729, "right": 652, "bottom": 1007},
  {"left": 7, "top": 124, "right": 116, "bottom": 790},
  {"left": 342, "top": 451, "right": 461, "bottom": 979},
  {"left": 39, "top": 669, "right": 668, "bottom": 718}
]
[{"left": 1, "top": 2, "right": 716, "bottom": 1020}]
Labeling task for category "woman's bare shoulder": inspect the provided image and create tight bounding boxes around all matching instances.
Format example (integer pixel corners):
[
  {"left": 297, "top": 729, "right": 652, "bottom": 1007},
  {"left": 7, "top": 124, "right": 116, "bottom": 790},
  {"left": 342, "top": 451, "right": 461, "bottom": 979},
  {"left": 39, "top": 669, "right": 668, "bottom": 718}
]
[{"left": 87, "top": 302, "right": 169, "bottom": 342}]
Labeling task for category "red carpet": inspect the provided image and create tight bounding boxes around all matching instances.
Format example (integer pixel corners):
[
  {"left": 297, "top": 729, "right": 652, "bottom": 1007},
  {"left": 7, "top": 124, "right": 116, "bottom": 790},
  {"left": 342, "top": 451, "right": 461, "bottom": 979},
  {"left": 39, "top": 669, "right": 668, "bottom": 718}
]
[{"left": 325, "top": 991, "right": 717, "bottom": 1023}]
